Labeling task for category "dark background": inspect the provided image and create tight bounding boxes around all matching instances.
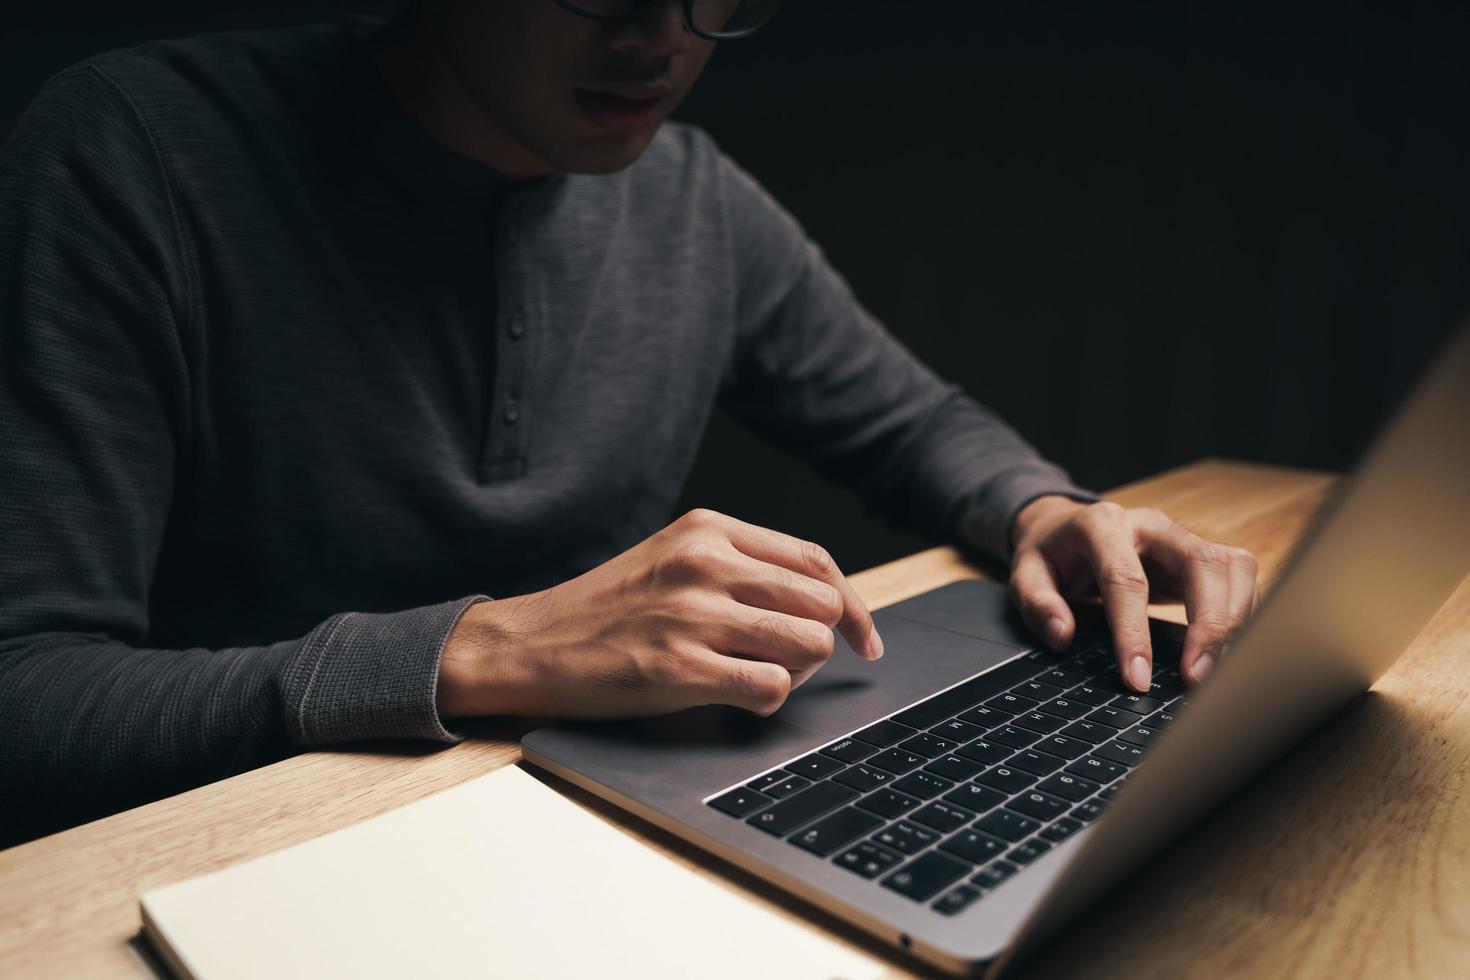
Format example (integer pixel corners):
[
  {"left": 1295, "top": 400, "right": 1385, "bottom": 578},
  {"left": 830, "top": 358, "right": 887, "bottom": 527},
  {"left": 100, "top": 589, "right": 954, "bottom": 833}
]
[{"left": 7, "top": 0, "right": 1468, "bottom": 571}]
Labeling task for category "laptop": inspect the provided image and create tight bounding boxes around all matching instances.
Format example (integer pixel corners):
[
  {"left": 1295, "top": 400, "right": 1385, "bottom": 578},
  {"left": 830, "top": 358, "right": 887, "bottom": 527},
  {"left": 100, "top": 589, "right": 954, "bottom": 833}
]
[{"left": 521, "top": 320, "right": 1470, "bottom": 976}]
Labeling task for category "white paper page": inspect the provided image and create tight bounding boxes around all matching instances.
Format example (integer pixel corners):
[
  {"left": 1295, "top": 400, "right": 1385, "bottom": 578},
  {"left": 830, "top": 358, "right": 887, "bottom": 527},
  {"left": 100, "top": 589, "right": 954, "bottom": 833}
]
[{"left": 141, "top": 764, "right": 887, "bottom": 980}]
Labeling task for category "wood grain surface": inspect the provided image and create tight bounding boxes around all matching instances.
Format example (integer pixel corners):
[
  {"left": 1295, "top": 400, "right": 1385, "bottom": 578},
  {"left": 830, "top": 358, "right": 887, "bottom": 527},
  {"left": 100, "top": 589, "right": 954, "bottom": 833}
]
[{"left": 2, "top": 459, "right": 1466, "bottom": 979}]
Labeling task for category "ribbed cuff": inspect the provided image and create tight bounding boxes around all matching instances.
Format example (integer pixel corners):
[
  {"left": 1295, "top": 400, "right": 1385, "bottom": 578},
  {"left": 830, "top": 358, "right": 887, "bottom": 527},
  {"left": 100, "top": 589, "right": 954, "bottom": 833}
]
[
  {"left": 958, "top": 465, "right": 1100, "bottom": 562},
  {"left": 282, "top": 595, "right": 490, "bottom": 748}
]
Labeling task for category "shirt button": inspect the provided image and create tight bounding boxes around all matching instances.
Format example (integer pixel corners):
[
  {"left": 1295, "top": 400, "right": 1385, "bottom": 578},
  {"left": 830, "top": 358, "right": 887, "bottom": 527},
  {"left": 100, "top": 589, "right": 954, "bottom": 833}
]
[
  {"left": 503, "top": 399, "right": 521, "bottom": 424},
  {"left": 503, "top": 224, "right": 520, "bottom": 247},
  {"left": 506, "top": 316, "right": 526, "bottom": 339}
]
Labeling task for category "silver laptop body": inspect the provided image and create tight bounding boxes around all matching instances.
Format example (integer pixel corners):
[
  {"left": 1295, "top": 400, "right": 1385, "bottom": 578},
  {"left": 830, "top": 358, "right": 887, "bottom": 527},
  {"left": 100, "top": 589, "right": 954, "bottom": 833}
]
[{"left": 522, "top": 321, "right": 1470, "bottom": 976}]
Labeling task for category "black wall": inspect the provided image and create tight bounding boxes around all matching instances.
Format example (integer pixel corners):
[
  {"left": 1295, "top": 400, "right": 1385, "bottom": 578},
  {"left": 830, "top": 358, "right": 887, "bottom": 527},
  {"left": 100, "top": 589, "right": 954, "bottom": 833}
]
[{"left": 7, "top": 1, "right": 1468, "bottom": 572}]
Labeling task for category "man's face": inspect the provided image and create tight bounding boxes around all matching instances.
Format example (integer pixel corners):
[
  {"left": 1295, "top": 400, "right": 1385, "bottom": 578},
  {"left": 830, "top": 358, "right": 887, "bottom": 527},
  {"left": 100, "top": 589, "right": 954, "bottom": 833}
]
[{"left": 431, "top": 0, "right": 719, "bottom": 175}]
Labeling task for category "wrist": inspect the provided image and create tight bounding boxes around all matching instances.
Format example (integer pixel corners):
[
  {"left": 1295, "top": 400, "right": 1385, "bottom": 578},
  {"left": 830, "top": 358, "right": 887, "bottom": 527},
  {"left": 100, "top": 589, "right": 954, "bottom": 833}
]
[
  {"left": 1010, "top": 494, "right": 1087, "bottom": 551},
  {"left": 436, "top": 598, "right": 533, "bottom": 718}
]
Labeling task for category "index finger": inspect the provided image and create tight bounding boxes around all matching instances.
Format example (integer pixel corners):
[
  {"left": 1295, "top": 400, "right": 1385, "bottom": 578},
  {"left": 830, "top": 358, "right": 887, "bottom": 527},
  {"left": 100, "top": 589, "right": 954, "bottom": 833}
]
[
  {"left": 1074, "top": 510, "right": 1154, "bottom": 691},
  {"left": 714, "top": 515, "right": 883, "bottom": 661}
]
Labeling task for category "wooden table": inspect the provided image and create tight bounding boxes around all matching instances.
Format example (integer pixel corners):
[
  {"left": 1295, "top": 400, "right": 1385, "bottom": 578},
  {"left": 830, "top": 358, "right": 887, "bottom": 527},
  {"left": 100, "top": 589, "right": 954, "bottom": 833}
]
[{"left": 3, "top": 459, "right": 1468, "bottom": 979}]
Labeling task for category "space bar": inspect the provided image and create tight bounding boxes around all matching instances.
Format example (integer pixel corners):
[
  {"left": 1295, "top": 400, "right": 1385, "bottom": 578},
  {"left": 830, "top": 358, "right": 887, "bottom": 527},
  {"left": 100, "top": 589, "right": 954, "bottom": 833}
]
[{"left": 889, "top": 658, "right": 1040, "bottom": 729}]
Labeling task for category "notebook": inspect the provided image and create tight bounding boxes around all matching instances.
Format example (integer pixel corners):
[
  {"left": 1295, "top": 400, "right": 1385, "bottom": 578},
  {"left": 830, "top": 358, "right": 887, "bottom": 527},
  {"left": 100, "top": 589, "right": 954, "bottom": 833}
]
[{"left": 140, "top": 763, "right": 887, "bottom": 979}]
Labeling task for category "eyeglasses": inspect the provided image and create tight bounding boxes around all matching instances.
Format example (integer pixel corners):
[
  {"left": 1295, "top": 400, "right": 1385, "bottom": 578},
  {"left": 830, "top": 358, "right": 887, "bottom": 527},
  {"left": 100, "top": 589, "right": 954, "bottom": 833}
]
[{"left": 549, "top": 0, "right": 785, "bottom": 41}]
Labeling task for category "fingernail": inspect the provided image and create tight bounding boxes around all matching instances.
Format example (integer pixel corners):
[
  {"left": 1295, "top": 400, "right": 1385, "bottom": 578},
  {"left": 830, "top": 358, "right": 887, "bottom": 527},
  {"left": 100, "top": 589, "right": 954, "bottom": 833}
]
[
  {"left": 1128, "top": 655, "right": 1151, "bottom": 692},
  {"left": 1046, "top": 617, "right": 1067, "bottom": 649},
  {"left": 1192, "top": 653, "right": 1214, "bottom": 682},
  {"left": 868, "top": 626, "right": 885, "bottom": 660}
]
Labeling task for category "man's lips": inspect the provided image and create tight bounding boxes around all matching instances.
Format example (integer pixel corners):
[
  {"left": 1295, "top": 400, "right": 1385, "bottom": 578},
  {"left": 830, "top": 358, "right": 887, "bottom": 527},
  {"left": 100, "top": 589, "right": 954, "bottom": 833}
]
[{"left": 573, "top": 83, "right": 670, "bottom": 130}]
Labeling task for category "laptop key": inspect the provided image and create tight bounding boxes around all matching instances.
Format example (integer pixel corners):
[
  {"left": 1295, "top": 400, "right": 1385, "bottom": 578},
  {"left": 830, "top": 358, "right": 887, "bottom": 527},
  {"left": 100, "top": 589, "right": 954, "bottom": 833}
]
[
  {"left": 746, "top": 781, "right": 857, "bottom": 836},
  {"left": 1036, "top": 698, "right": 1089, "bottom": 721},
  {"left": 765, "top": 774, "right": 813, "bottom": 799},
  {"left": 955, "top": 738, "right": 1011, "bottom": 766},
  {"left": 1059, "top": 720, "right": 1112, "bottom": 744},
  {"left": 923, "top": 754, "right": 985, "bottom": 782},
  {"left": 1012, "top": 680, "right": 1064, "bottom": 702},
  {"left": 1071, "top": 800, "right": 1106, "bottom": 822},
  {"left": 1005, "top": 749, "right": 1067, "bottom": 777},
  {"left": 956, "top": 706, "right": 1012, "bottom": 729},
  {"left": 1087, "top": 705, "right": 1144, "bottom": 729},
  {"left": 941, "top": 782, "right": 1007, "bottom": 813},
  {"left": 1007, "top": 791, "right": 1069, "bottom": 821},
  {"left": 821, "top": 738, "right": 877, "bottom": 765},
  {"left": 833, "top": 841, "right": 902, "bottom": 879},
  {"left": 986, "top": 725, "right": 1041, "bottom": 749},
  {"left": 745, "top": 770, "right": 789, "bottom": 793},
  {"left": 1092, "top": 741, "right": 1146, "bottom": 767},
  {"left": 1145, "top": 709, "right": 1176, "bottom": 729},
  {"left": 1040, "top": 817, "right": 1084, "bottom": 842},
  {"left": 855, "top": 788, "right": 922, "bottom": 819},
  {"left": 1111, "top": 693, "right": 1167, "bottom": 714},
  {"left": 889, "top": 659, "right": 1042, "bottom": 729},
  {"left": 1116, "top": 726, "right": 1160, "bottom": 749},
  {"left": 1010, "top": 711, "right": 1068, "bottom": 735},
  {"left": 871, "top": 820, "right": 941, "bottom": 855},
  {"left": 867, "top": 747, "right": 927, "bottom": 775},
  {"left": 1008, "top": 838, "right": 1053, "bottom": 865},
  {"left": 789, "top": 805, "right": 885, "bottom": 856},
  {"left": 932, "top": 884, "right": 984, "bottom": 916},
  {"left": 1034, "top": 734, "right": 1091, "bottom": 760},
  {"left": 931, "top": 719, "right": 985, "bottom": 741},
  {"left": 985, "top": 693, "right": 1039, "bottom": 714},
  {"left": 893, "top": 771, "right": 955, "bottom": 800},
  {"left": 1038, "top": 668, "right": 1090, "bottom": 689},
  {"left": 1066, "top": 756, "right": 1127, "bottom": 782},
  {"left": 974, "top": 809, "right": 1040, "bottom": 842},
  {"left": 788, "top": 753, "right": 846, "bottom": 780},
  {"left": 1066, "top": 684, "right": 1115, "bottom": 707},
  {"left": 938, "top": 828, "right": 1007, "bottom": 864},
  {"left": 832, "top": 763, "right": 892, "bottom": 793},
  {"left": 898, "top": 732, "right": 958, "bottom": 758},
  {"left": 976, "top": 765, "right": 1036, "bottom": 794},
  {"left": 1038, "top": 772, "right": 1100, "bottom": 802},
  {"left": 911, "top": 801, "right": 975, "bottom": 834},
  {"left": 971, "top": 859, "right": 1020, "bottom": 889},
  {"left": 882, "top": 851, "right": 972, "bottom": 901},
  {"left": 708, "top": 787, "right": 774, "bottom": 818}
]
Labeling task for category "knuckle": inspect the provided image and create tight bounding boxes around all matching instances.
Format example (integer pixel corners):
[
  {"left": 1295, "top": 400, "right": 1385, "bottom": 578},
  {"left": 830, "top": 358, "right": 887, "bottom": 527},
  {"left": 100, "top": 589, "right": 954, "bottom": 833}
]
[
  {"left": 676, "top": 508, "right": 725, "bottom": 533},
  {"left": 814, "top": 583, "right": 844, "bottom": 625},
  {"left": 1193, "top": 544, "right": 1232, "bottom": 572},
  {"left": 800, "top": 540, "right": 836, "bottom": 578},
  {"left": 1230, "top": 547, "right": 1259, "bottom": 572},
  {"left": 1100, "top": 562, "right": 1149, "bottom": 592},
  {"left": 727, "top": 665, "right": 789, "bottom": 716},
  {"left": 1093, "top": 500, "right": 1126, "bottom": 521}
]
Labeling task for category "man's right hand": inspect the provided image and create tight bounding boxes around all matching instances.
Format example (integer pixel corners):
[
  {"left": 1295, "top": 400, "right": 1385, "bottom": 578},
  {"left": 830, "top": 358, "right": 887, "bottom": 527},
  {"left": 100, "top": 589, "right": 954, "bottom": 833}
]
[{"left": 435, "top": 509, "right": 884, "bottom": 720}]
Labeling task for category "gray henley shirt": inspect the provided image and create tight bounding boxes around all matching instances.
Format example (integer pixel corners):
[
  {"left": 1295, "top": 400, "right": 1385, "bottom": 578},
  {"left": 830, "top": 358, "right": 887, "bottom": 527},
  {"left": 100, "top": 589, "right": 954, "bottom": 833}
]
[{"left": 0, "top": 21, "right": 1094, "bottom": 842}]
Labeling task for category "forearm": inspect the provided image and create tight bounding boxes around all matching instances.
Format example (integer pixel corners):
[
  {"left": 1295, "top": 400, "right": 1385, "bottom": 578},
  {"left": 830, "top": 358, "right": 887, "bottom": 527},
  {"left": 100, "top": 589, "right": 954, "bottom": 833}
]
[{"left": 0, "top": 596, "right": 482, "bottom": 843}]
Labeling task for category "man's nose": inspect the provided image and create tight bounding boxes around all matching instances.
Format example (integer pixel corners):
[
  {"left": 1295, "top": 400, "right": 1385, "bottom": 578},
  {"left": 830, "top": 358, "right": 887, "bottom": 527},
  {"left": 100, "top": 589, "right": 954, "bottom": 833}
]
[{"left": 605, "top": 1, "right": 693, "bottom": 58}]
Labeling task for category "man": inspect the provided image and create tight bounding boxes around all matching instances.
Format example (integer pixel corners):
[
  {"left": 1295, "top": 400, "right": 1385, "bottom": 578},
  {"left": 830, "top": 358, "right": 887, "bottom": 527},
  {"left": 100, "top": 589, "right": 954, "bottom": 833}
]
[{"left": 0, "top": 0, "right": 1259, "bottom": 844}]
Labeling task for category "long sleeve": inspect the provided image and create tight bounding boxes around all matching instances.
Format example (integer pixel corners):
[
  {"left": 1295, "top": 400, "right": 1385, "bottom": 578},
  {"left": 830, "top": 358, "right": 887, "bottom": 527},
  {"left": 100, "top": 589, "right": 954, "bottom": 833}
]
[
  {"left": 0, "top": 67, "right": 479, "bottom": 843},
  {"left": 717, "top": 154, "right": 1098, "bottom": 560}
]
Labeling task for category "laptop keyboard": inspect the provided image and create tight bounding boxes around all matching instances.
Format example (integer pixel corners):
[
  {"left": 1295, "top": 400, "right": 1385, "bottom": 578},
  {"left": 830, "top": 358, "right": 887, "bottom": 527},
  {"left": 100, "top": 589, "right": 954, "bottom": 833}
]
[{"left": 704, "top": 629, "right": 1187, "bottom": 917}]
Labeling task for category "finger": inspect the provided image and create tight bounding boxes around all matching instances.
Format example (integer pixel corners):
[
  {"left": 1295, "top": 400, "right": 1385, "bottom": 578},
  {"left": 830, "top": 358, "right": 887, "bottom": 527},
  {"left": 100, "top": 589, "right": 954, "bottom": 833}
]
[
  {"left": 685, "top": 646, "right": 793, "bottom": 717},
  {"left": 1076, "top": 507, "right": 1153, "bottom": 692},
  {"left": 1009, "top": 548, "right": 1075, "bottom": 650},
  {"left": 716, "top": 550, "right": 847, "bottom": 630},
  {"left": 1216, "top": 548, "right": 1261, "bottom": 677},
  {"left": 709, "top": 597, "right": 837, "bottom": 676},
  {"left": 1137, "top": 520, "right": 1233, "bottom": 685},
  {"left": 716, "top": 515, "right": 881, "bottom": 661}
]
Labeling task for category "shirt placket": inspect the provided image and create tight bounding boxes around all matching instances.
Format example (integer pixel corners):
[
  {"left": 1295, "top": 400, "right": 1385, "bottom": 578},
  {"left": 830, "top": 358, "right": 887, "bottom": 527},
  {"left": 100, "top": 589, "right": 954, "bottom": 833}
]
[{"left": 480, "top": 195, "right": 532, "bottom": 481}]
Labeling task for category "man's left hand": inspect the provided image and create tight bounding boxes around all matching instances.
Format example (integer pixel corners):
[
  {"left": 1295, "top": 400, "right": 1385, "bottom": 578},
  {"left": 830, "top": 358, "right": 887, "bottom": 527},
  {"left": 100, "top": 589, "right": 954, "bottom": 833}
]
[{"left": 1008, "top": 496, "right": 1260, "bottom": 692}]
